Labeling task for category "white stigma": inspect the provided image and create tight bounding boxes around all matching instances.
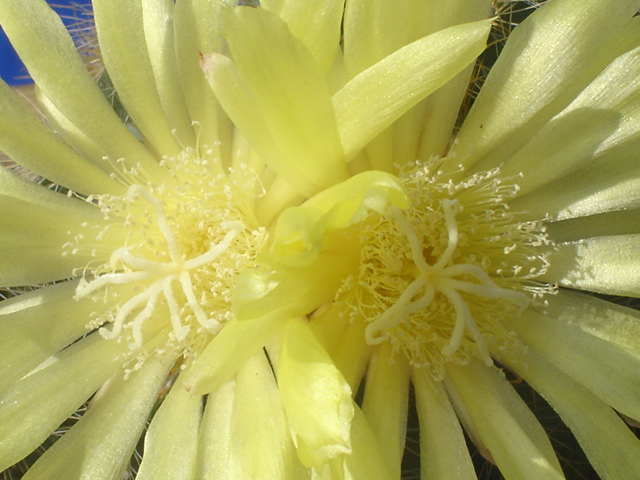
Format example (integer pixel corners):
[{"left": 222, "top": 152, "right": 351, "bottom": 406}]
[
  {"left": 364, "top": 199, "right": 529, "bottom": 365},
  {"left": 75, "top": 184, "right": 243, "bottom": 349}
]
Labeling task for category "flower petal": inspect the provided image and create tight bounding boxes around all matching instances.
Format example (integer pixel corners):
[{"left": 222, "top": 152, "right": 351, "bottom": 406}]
[
  {"left": 92, "top": 0, "right": 184, "bottom": 156},
  {"left": 135, "top": 372, "right": 202, "bottom": 480},
  {"left": 333, "top": 18, "right": 493, "bottom": 160},
  {"left": 20, "top": 351, "right": 174, "bottom": 480},
  {"left": 261, "top": 0, "right": 344, "bottom": 75},
  {"left": 446, "top": 360, "right": 564, "bottom": 480},
  {"left": 208, "top": 6, "right": 349, "bottom": 198},
  {"left": 0, "top": 333, "right": 129, "bottom": 471},
  {"left": 504, "top": 41, "right": 640, "bottom": 219},
  {"left": 173, "top": 0, "right": 234, "bottom": 162},
  {"left": 512, "top": 291, "right": 640, "bottom": 423},
  {"left": 362, "top": 343, "right": 410, "bottom": 478},
  {"left": 197, "top": 352, "right": 308, "bottom": 480},
  {"left": 278, "top": 318, "right": 353, "bottom": 468},
  {"left": 0, "top": 80, "right": 121, "bottom": 195},
  {"left": 498, "top": 346, "right": 640, "bottom": 480},
  {"left": 454, "top": 0, "right": 640, "bottom": 171},
  {"left": 0, "top": 0, "right": 163, "bottom": 177},
  {"left": 545, "top": 234, "right": 640, "bottom": 296},
  {"left": 0, "top": 281, "right": 110, "bottom": 390},
  {"left": 414, "top": 367, "right": 476, "bottom": 480},
  {"left": 0, "top": 168, "right": 112, "bottom": 286}
]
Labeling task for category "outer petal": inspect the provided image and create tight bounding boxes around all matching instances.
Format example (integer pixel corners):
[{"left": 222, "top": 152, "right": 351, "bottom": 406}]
[
  {"left": 0, "top": 333, "right": 129, "bottom": 471},
  {"left": 21, "top": 351, "right": 174, "bottom": 480},
  {"left": 197, "top": 353, "right": 309, "bottom": 480},
  {"left": 0, "top": 0, "right": 163, "bottom": 178},
  {"left": 446, "top": 360, "right": 564, "bottom": 480},
  {"left": 512, "top": 291, "right": 640, "bottom": 422},
  {"left": 0, "top": 167, "right": 115, "bottom": 286},
  {"left": 414, "top": 367, "right": 477, "bottom": 480},
  {"left": 334, "top": 18, "right": 493, "bottom": 160},
  {"left": 362, "top": 343, "right": 410, "bottom": 479},
  {"left": 0, "top": 281, "right": 114, "bottom": 390},
  {"left": 454, "top": 0, "right": 640, "bottom": 171},
  {"left": 208, "top": 6, "right": 349, "bottom": 198},
  {"left": 278, "top": 318, "right": 354, "bottom": 468},
  {"left": 92, "top": 0, "right": 183, "bottom": 156},
  {"left": 0, "top": 79, "right": 121, "bottom": 195},
  {"left": 506, "top": 42, "right": 640, "bottom": 219},
  {"left": 261, "top": 0, "right": 344, "bottom": 75},
  {"left": 173, "top": 0, "right": 235, "bottom": 163},
  {"left": 498, "top": 345, "right": 640, "bottom": 480},
  {"left": 544, "top": 234, "right": 640, "bottom": 296},
  {"left": 135, "top": 372, "right": 202, "bottom": 480}
]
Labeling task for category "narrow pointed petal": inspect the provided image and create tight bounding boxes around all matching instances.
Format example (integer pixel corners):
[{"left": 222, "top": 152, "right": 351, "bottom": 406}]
[
  {"left": 446, "top": 360, "right": 564, "bottom": 480},
  {"left": 545, "top": 234, "right": 640, "bottom": 297},
  {"left": 502, "top": 42, "right": 640, "bottom": 218},
  {"left": 362, "top": 343, "right": 410, "bottom": 478},
  {"left": 0, "top": 281, "right": 112, "bottom": 390},
  {"left": 0, "top": 333, "right": 129, "bottom": 471},
  {"left": 0, "top": 80, "right": 121, "bottom": 195},
  {"left": 197, "top": 354, "right": 309, "bottom": 480},
  {"left": 414, "top": 367, "right": 477, "bottom": 480},
  {"left": 512, "top": 291, "right": 640, "bottom": 422},
  {"left": 334, "top": 18, "right": 493, "bottom": 160},
  {"left": 21, "top": 352, "right": 174, "bottom": 480},
  {"left": 0, "top": 0, "right": 163, "bottom": 177},
  {"left": 173, "top": 0, "right": 235, "bottom": 163},
  {"left": 0, "top": 168, "right": 111, "bottom": 286},
  {"left": 261, "top": 0, "right": 344, "bottom": 75},
  {"left": 454, "top": 0, "right": 640, "bottom": 171},
  {"left": 135, "top": 372, "right": 202, "bottom": 480},
  {"left": 498, "top": 346, "right": 640, "bottom": 480},
  {"left": 545, "top": 208, "right": 640, "bottom": 244},
  {"left": 278, "top": 318, "right": 353, "bottom": 468},
  {"left": 92, "top": 0, "right": 182, "bottom": 156},
  {"left": 209, "top": 7, "right": 349, "bottom": 197}
]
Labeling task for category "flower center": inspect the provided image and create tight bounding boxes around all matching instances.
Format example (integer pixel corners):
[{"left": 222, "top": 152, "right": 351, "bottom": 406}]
[
  {"left": 343, "top": 161, "right": 552, "bottom": 378},
  {"left": 69, "top": 148, "right": 267, "bottom": 354}
]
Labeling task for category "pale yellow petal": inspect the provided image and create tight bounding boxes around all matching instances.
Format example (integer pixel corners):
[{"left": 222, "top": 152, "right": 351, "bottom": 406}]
[
  {"left": 173, "top": 0, "right": 234, "bottom": 163},
  {"left": 362, "top": 343, "right": 410, "bottom": 478},
  {"left": 197, "top": 354, "right": 309, "bottom": 480},
  {"left": 209, "top": 7, "right": 349, "bottom": 197},
  {"left": 454, "top": 0, "right": 640, "bottom": 171},
  {"left": 0, "top": 168, "right": 113, "bottom": 286},
  {"left": 278, "top": 318, "right": 353, "bottom": 468},
  {"left": 0, "top": 281, "right": 112, "bottom": 390},
  {"left": 135, "top": 372, "right": 202, "bottom": 480},
  {"left": 141, "top": 0, "right": 197, "bottom": 147},
  {"left": 545, "top": 234, "right": 640, "bottom": 296},
  {"left": 0, "top": 0, "right": 163, "bottom": 178},
  {"left": 92, "top": 0, "right": 182, "bottom": 156},
  {"left": 334, "top": 18, "right": 493, "bottom": 160},
  {"left": 261, "top": 0, "right": 344, "bottom": 75},
  {"left": 512, "top": 291, "right": 640, "bottom": 422},
  {"left": 21, "top": 351, "right": 174, "bottom": 480},
  {"left": 446, "top": 360, "right": 564, "bottom": 480},
  {"left": 500, "top": 42, "right": 640, "bottom": 220},
  {"left": 0, "top": 80, "right": 121, "bottom": 195},
  {"left": 0, "top": 333, "right": 129, "bottom": 471},
  {"left": 414, "top": 367, "right": 477, "bottom": 480},
  {"left": 498, "top": 346, "right": 640, "bottom": 480},
  {"left": 545, "top": 208, "right": 640, "bottom": 243}
]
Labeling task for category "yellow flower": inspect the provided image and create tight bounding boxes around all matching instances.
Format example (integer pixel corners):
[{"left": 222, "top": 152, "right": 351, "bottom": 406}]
[
  {"left": 0, "top": 0, "right": 495, "bottom": 479},
  {"left": 188, "top": 0, "right": 640, "bottom": 479},
  {"left": 2, "top": 1, "right": 639, "bottom": 480}
]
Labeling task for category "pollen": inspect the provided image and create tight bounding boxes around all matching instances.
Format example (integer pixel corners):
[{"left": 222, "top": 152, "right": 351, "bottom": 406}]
[
  {"left": 69, "top": 147, "right": 267, "bottom": 356},
  {"left": 342, "top": 160, "right": 553, "bottom": 379}
]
